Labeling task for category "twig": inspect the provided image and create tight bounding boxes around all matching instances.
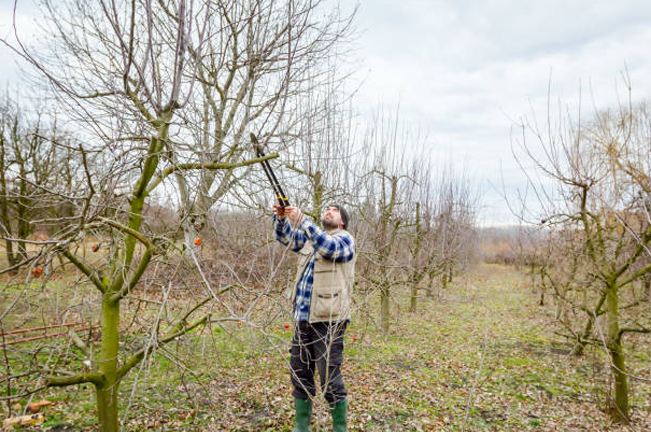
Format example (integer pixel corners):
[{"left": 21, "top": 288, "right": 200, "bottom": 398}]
[
  {"left": 0, "top": 322, "right": 83, "bottom": 337},
  {"left": 461, "top": 331, "right": 489, "bottom": 432},
  {"left": 0, "top": 326, "right": 99, "bottom": 348}
]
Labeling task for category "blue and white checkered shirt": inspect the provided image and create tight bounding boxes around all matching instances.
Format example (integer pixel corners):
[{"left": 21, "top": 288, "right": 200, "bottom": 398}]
[{"left": 274, "top": 216, "right": 355, "bottom": 322}]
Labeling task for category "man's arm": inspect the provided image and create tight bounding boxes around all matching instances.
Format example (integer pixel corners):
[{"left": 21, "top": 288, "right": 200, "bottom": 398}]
[
  {"left": 273, "top": 215, "right": 307, "bottom": 252},
  {"left": 299, "top": 218, "right": 355, "bottom": 263}
]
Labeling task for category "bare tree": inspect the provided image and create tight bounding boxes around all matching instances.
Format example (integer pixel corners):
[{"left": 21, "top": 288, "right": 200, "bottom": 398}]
[
  {"left": 407, "top": 163, "right": 478, "bottom": 311},
  {"left": 0, "top": 94, "right": 79, "bottom": 272},
  {"left": 353, "top": 109, "right": 420, "bottom": 332},
  {"left": 167, "top": 0, "right": 357, "bottom": 246},
  {"left": 514, "top": 88, "right": 651, "bottom": 422}
]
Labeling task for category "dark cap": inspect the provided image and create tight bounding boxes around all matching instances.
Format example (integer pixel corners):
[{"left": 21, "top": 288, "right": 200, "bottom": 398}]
[{"left": 327, "top": 204, "right": 349, "bottom": 230}]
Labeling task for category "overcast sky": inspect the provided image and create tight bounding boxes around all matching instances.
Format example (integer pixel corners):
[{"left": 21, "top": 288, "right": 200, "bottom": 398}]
[
  {"left": 2, "top": 1, "right": 651, "bottom": 225},
  {"left": 350, "top": 0, "right": 651, "bottom": 224}
]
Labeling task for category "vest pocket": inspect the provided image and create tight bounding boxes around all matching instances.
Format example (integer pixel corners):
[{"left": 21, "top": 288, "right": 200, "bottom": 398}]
[{"left": 312, "top": 289, "right": 342, "bottom": 319}]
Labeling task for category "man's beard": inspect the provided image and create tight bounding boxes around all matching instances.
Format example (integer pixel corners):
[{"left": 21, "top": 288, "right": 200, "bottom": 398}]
[{"left": 322, "top": 218, "right": 338, "bottom": 230}]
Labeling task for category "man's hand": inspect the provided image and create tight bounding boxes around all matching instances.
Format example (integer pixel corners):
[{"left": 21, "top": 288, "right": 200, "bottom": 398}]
[
  {"left": 273, "top": 204, "right": 286, "bottom": 219},
  {"left": 284, "top": 206, "right": 304, "bottom": 225}
]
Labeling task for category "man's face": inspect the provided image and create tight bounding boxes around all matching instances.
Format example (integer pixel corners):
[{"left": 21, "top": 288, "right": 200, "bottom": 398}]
[{"left": 322, "top": 206, "right": 343, "bottom": 230}]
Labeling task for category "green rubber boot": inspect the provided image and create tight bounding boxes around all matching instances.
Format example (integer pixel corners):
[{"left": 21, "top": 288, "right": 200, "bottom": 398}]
[
  {"left": 331, "top": 398, "right": 347, "bottom": 432},
  {"left": 291, "top": 398, "right": 312, "bottom": 432}
]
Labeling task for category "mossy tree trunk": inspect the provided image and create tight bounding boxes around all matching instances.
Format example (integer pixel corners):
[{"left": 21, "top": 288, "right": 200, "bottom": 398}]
[
  {"left": 96, "top": 298, "right": 120, "bottom": 432},
  {"left": 605, "top": 282, "right": 629, "bottom": 422}
]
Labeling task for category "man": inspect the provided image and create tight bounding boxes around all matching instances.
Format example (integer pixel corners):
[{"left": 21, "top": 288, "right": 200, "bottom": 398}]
[{"left": 273, "top": 204, "right": 355, "bottom": 432}]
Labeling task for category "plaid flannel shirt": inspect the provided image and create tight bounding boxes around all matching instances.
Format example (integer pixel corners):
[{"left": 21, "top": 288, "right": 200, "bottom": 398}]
[{"left": 274, "top": 215, "right": 355, "bottom": 322}]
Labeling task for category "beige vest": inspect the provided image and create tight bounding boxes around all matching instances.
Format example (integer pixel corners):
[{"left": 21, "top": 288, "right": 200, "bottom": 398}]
[{"left": 291, "top": 229, "right": 356, "bottom": 323}]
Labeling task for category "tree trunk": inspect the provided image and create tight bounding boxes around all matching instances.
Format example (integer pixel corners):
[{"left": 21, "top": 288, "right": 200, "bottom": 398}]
[
  {"left": 409, "top": 202, "right": 421, "bottom": 313},
  {"left": 380, "top": 282, "right": 390, "bottom": 332},
  {"left": 609, "top": 339, "right": 629, "bottom": 423},
  {"left": 96, "top": 385, "right": 119, "bottom": 432},
  {"left": 606, "top": 283, "right": 629, "bottom": 422},
  {"left": 409, "top": 285, "right": 417, "bottom": 313},
  {"left": 3, "top": 239, "right": 17, "bottom": 271},
  {"left": 554, "top": 300, "right": 564, "bottom": 321},
  {"left": 426, "top": 270, "right": 436, "bottom": 299},
  {"left": 0, "top": 135, "right": 20, "bottom": 271},
  {"left": 15, "top": 195, "right": 29, "bottom": 263},
  {"left": 96, "top": 297, "right": 120, "bottom": 432},
  {"left": 0, "top": 171, "right": 17, "bottom": 270},
  {"left": 570, "top": 316, "right": 593, "bottom": 357},
  {"left": 16, "top": 159, "right": 31, "bottom": 262}
]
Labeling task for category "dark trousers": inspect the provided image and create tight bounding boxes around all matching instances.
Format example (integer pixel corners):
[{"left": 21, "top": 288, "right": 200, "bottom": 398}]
[{"left": 290, "top": 321, "right": 347, "bottom": 405}]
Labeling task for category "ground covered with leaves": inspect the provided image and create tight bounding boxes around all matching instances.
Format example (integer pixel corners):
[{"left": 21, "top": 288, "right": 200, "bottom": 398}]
[{"left": 3, "top": 264, "right": 651, "bottom": 431}]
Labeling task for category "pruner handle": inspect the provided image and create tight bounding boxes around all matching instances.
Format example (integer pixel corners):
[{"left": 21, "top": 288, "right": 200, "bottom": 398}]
[{"left": 251, "top": 133, "right": 290, "bottom": 208}]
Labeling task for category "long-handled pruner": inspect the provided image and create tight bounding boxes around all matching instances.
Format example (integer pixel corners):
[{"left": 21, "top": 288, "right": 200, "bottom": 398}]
[{"left": 251, "top": 133, "right": 290, "bottom": 208}]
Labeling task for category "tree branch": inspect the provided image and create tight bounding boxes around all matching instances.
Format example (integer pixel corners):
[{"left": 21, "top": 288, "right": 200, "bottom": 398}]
[
  {"left": 46, "top": 372, "right": 105, "bottom": 388},
  {"left": 116, "top": 313, "right": 209, "bottom": 381},
  {"left": 98, "top": 217, "right": 156, "bottom": 250},
  {"left": 116, "top": 286, "right": 236, "bottom": 380},
  {"left": 60, "top": 249, "right": 106, "bottom": 293},
  {"left": 145, "top": 153, "right": 279, "bottom": 195},
  {"left": 110, "top": 247, "right": 153, "bottom": 302}
]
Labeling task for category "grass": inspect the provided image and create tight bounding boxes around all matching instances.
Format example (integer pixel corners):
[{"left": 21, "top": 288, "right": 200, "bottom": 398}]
[{"left": 1, "top": 264, "right": 650, "bottom": 431}]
